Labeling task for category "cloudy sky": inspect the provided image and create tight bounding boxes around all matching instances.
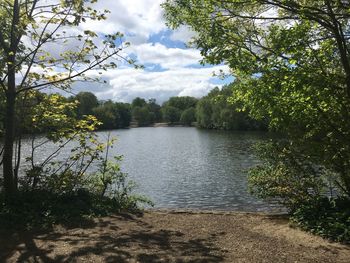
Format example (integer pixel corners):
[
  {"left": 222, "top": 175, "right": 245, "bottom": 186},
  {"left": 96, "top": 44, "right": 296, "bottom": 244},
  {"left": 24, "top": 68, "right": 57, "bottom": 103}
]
[{"left": 73, "top": 0, "right": 232, "bottom": 103}]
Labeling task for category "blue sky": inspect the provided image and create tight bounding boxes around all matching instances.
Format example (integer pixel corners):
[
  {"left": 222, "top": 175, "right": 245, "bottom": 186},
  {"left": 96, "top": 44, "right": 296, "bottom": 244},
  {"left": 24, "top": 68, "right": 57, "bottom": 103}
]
[{"left": 74, "top": 0, "right": 232, "bottom": 103}]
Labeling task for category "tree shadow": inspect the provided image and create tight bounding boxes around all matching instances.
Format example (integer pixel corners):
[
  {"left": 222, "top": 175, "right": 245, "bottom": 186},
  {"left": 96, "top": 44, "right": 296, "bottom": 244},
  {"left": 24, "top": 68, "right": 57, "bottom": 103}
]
[{"left": 0, "top": 214, "right": 225, "bottom": 262}]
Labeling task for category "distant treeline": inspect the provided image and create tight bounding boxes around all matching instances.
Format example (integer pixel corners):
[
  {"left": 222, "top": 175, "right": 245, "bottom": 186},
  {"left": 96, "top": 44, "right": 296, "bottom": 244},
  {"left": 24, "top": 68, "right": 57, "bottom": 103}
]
[
  {"left": 196, "top": 85, "right": 268, "bottom": 130},
  {"left": 69, "top": 82, "right": 267, "bottom": 131},
  {"left": 0, "top": 83, "right": 267, "bottom": 135}
]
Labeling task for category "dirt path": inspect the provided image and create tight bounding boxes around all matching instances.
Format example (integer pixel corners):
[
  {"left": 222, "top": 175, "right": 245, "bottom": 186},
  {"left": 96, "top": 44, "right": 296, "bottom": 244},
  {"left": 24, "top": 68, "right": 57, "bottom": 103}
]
[{"left": 0, "top": 210, "right": 349, "bottom": 262}]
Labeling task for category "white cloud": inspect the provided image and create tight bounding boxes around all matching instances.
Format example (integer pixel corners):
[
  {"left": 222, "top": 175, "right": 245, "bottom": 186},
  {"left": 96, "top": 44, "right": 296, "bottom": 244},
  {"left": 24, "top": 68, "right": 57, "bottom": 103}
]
[
  {"left": 27, "top": 0, "right": 233, "bottom": 103},
  {"left": 130, "top": 43, "right": 202, "bottom": 69},
  {"left": 170, "top": 26, "right": 197, "bottom": 43},
  {"left": 69, "top": 0, "right": 232, "bottom": 103},
  {"left": 77, "top": 65, "right": 230, "bottom": 103},
  {"left": 81, "top": 0, "right": 166, "bottom": 45}
]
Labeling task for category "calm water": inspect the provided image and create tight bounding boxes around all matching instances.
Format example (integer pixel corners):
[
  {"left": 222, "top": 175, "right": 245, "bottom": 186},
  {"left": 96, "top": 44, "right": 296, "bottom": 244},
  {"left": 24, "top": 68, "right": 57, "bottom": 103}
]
[{"left": 19, "top": 127, "right": 279, "bottom": 212}]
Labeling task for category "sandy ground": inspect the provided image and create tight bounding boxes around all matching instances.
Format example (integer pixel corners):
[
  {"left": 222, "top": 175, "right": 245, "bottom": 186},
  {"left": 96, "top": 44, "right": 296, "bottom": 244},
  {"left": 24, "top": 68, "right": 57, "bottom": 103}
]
[{"left": 0, "top": 210, "right": 349, "bottom": 263}]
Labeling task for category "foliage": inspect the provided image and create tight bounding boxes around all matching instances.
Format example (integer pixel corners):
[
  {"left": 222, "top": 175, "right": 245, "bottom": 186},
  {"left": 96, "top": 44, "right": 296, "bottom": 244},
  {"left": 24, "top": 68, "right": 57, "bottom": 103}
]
[
  {"left": 163, "top": 0, "right": 350, "bottom": 241},
  {"left": 24, "top": 92, "right": 86, "bottom": 136},
  {"left": 291, "top": 197, "right": 350, "bottom": 243},
  {"left": 90, "top": 157, "right": 152, "bottom": 210},
  {"left": 75, "top": 92, "right": 99, "bottom": 118},
  {"left": 130, "top": 98, "right": 162, "bottom": 126},
  {"left": 132, "top": 106, "right": 152, "bottom": 126},
  {"left": 196, "top": 84, "right": 267, "bottom": 130},
  {"left": 92, "top": 103, "right": 119, "bottom": 130},
  {"left": 68, "top": 92, "right": 132, "bottom": 130},
  {"left": 14, "top": 93, "right": 130, "bottom": 199},
  {"left": 0, "top": 91, "right": 5, "bottom": 135},
  {"left": 21, "top": 95, "right": 105, "bottom": 193},
  {"left": 165, "top": 96, "right": 198, "bottom": 111},
  {"left": 248, "top": 141, "right": 329, "bottom": 210},
  {"left": 248, "top": 140, "right": 350, "bottom": 242},
  {"left": 147, "top": 98, "right": 162, "bottom": 123},
  {"left": 162, "top": 105, "right": 181, "bottom": 124},
  {"left": 0, "top": 0, "right": 136, "bottom": 196},
  {"left": 0, "top": 188, "right": 148, "bottom": 230},
  {"left": 196, "top": 98, "right": 213, "bottom": 128},
  {"left": 92, "top": 100, "right": 131, "bottom": 130},
  {"left": 163, "top": 0, "right": 350, "bottom": 196},
  {"left": 161, "top": 96, "right": 198, "bottom": 124},
  {"left": 114, "top": 102, "right": 132, "bottom": 128},
  {"left": 180, "top": 107, "right": 196, "bottom": 125},
  {"left": 132, "top": 97, "right": 147, "bottom": 108},
  {"left": 1, "top": 132, "right": 151, "bottom": 230}
]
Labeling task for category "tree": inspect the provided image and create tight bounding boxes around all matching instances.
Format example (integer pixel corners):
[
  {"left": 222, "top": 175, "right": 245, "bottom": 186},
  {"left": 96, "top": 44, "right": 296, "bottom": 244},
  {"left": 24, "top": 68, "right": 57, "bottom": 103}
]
[
  {"left": 162, "top": 96, "right": 198, "bottom": 124},
  {"left": 114, "top": 102, "right": 132, "bottom": 128},
  {"left": 92, "top": 101, "right": 119, "bottom": 130},
  {"left": 195, "top": 84, "right": 267, "bottom": 130},
  {"left": 0, "top": 91, "right": 5, "bottom": 136},
  {"left": 162, "top": 106, "right": 181, "bottom": 124},
  {"left": 131, "top": 98, "right": 160, "bottom": 126},
  {"left": 196, "top": 98, "right": 213, "bottom": 128},
  {"left": 0, "top": 0, "right": 132, "bottom": 197},
  {"left": 131, "top": 97, "right": 147, "bottom": 108},
  {"left": 180, "top": 107, "right": 196, "bottom": 126},
  {"left": 147, "top": 98, "right": 162, "bottom": 122},
  {"left": 132, "top": 106, "right": 151, "bottom": 126},
  {"left": 22, "top": 92, "right": 103, "bottom": 192},
  {"left": 163, "top": 0, "right": 350, "bottom": 198},
  {"left": 75, "top": 92, "right": 99, "bottom": 118},
  {"left": 165, "top": 96, "right": 198, "bottom": 111},
  {"left": 92, "top": 100, "right": 131, "bottom": 129}
]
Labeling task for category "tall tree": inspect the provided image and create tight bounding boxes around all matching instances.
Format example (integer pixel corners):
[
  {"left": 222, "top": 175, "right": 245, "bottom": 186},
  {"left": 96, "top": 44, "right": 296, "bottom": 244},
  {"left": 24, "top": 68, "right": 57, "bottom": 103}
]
[
  {"left": 147, "top": 98, "right": 162, "bottom": 122},
  {"left": 131, "top": 97, "right": 147, "bottom": 108},
  {"left": 163, "top": 1, "right": 350, "bottom": 196},
  {"left": 196, "top": 84, "right": 266, "bottom": 130},
  {"left": 0, "top": 0, "right": 131, "bottom": 196},
  {"left": 165, "top": 96, "right": 198, "bottom": 111},
  {"left": 75, "top": 92, "right": 99, "bottom": 118},
  {"left": 162, "top": 105, "right": 181, "bottom": 124}
]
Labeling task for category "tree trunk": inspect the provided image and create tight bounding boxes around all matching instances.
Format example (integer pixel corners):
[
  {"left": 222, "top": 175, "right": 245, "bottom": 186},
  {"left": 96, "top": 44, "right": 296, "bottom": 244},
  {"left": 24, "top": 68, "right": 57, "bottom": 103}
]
[
  {"left": 3, "top": 71, "right": 17, "bottom": 196},
  {"left": 2, "top": 0, "right": 20, "bottom": 197}
]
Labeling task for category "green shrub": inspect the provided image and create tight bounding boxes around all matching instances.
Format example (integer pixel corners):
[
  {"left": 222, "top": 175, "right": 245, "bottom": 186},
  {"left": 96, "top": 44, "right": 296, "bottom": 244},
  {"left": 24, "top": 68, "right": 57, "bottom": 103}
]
[
  {"left": 248, "top": 141, "right": 327, "bottom": 211},
  {"left": 248, "top": 141, "right": 350, "bottom": 242},
  {"left": 0, "top": 155, "right": 152, "bottom": 230},
  {"left": 0, "top": 185, "right": 151, "bottom": 230},
  {"left": 291, "top": 197, "right": 350, "bottom": 243}
]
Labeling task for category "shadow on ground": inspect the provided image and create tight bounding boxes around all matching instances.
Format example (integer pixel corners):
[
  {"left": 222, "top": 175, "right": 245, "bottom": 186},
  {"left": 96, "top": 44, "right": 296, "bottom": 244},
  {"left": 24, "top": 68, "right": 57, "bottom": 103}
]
[{"left": 0, "top": 213, "right": 224, "bottom": 263}]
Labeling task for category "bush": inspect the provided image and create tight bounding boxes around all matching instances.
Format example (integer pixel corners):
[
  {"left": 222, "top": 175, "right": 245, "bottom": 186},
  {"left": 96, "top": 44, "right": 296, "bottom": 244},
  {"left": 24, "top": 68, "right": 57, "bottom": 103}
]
[
  {"left": 0, "top": 155, "right": 152, "bottom": 230},
  {"left": 248, "top": 141, "right": 350, "bottom": 242},
  {"left": 248, "top": 141, "right": 327, "bottom": 211},
  {"left": 291, "top": 197, "right": 350, "bottom": 243},
  {"left": 0, "top": 184, "right": 151, "bottom": 230}
]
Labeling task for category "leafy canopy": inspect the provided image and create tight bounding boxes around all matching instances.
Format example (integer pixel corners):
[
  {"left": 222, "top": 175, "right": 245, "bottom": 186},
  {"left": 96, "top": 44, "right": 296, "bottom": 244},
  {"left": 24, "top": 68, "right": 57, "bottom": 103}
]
[{"left": 163, "top": 0, "right": 350, "bottom": 196}]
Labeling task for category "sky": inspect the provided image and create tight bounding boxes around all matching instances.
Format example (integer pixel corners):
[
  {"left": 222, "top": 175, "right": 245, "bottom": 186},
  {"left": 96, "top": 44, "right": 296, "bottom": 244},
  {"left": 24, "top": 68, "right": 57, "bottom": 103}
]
[{"left": 71, "top": 0, "right": 232, "bottom": 104}]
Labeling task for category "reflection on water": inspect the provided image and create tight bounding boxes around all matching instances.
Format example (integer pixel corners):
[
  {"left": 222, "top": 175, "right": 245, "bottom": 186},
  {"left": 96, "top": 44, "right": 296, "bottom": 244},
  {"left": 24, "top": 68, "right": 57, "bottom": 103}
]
[
  {"left": 104, "top": 127, "right": 278, "bottom": 212},
  {"left": 18, "top": 127, "right": 280, "bottom": 212}
]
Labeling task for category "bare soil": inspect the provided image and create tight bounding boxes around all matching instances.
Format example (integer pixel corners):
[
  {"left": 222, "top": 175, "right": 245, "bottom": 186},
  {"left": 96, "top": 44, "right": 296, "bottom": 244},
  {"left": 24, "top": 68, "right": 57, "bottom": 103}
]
[{"left": 0, "top": 210, "right": 349, "bottom": 262}]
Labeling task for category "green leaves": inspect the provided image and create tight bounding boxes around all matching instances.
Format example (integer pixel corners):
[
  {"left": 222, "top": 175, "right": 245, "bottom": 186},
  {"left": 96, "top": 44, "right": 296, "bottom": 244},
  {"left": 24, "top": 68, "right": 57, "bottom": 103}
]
[
  {"left": 0, "top": 0, "right": 134, "bottom": 94},
  {"left": 163, "top": 2, "right": 350, "bottom": 242}
]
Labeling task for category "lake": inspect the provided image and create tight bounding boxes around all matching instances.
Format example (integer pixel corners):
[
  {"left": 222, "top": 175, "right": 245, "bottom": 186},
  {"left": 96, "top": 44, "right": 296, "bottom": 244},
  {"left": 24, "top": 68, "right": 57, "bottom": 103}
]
[{"left": 19, "top": 127, "right": 280, "bottom": 212}]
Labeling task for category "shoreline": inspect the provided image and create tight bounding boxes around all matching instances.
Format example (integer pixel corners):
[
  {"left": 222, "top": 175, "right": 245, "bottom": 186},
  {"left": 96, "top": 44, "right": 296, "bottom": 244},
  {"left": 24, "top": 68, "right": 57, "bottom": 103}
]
[
  {"left": 129, "top": 122, "right": 195, "bottom": 128},
  {"left": 1, "top": 210, "right": 349, "bottom": 262},
  {"left": 146, "top": 207, "right": 288, "bottom": 216}
]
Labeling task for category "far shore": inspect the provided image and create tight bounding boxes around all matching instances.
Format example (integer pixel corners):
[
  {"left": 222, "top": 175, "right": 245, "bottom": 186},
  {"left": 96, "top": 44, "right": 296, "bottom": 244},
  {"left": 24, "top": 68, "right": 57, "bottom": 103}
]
[
  {"left": 129, "top": 122, "right": 196, "bottom": 128},
  {"left": 1, "top": 210, "right": 349, "bottom": 262}
]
